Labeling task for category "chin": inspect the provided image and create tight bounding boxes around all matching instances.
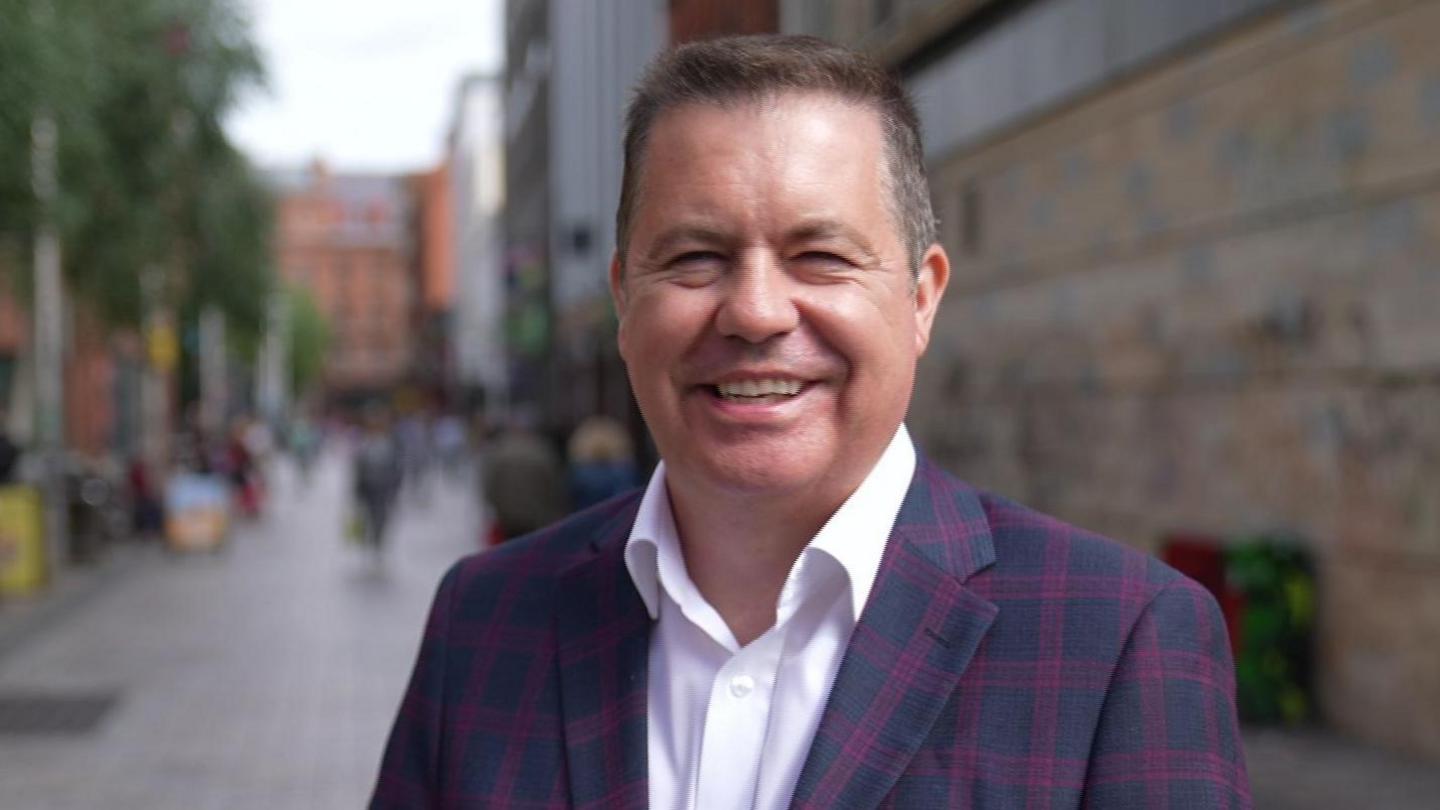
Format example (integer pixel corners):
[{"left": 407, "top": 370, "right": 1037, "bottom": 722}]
[{"left": 695, "top": 450, "right": 827, "bottom": 497}]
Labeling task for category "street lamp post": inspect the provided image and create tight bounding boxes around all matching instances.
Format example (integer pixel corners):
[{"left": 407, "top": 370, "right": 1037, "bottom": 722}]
[
  {"left": 31, "top": 110, "right": 67, "bottom": 581},
  {"left": 199, "top": 306, "right": 226, "bottom": 441}
]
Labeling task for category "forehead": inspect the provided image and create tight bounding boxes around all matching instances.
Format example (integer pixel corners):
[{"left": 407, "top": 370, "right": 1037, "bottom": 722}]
[
  {"left": 644, "top": 91, "right": 883, "bottom": 166},
  {"left": 632, "top": 93, "right": 890, "bottom": 229}
]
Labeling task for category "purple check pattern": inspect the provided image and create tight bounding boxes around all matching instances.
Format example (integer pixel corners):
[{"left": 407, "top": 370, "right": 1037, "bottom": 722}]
[{"left": 372, "top": 458, "right": 1251, "bottom": 808}]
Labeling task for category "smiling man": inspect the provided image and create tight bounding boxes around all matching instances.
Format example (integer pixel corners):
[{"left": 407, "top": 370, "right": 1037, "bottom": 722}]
[{"left": 373, "top": 36, "right": 1251, "bottom": 810}]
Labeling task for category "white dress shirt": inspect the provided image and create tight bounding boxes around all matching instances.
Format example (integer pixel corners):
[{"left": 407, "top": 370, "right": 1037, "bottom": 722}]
[{"left": 624, "top": 426, "right": 917, "bottom": 810}]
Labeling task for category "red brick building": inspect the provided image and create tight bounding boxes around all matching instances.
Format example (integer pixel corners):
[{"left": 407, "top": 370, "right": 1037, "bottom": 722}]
[
  {"left": 0, "top": 279, "right": 129, "bottom": 460},
  {"left": 0, "top": 280, "right": 29, "bottom": 426},
  {"left": 271, "top": 162, "right": 416, "bottom": 404},
  {"left": 410, "top": 162, "right": 456, "bottom": 404}
]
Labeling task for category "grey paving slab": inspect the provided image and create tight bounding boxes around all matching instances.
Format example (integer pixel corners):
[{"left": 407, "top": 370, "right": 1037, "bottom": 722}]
[
  {"left": 1244, "top": 726, "right": 1440, "bottom": 810},
  {"left": 0, "top": 450, "right": 483, "bottom": 810}
]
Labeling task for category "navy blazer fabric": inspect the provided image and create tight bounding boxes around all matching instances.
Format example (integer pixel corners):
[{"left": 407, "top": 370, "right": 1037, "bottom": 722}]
[{"left": 372, "top": 458, "right": 1252, "bottom": 808}]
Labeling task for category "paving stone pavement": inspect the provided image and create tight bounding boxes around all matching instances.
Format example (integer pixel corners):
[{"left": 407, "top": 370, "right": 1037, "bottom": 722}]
[
  {"left": 1244, "top": 726, "right": 1440, "bottom": 810},
  {"left": 0, "top": 449, "right": 482, "bottom": 810}
]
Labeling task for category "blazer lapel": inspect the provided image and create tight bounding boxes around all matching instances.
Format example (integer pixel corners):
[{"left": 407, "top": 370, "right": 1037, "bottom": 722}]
[
  {"left": 790, "top": 459, "right": 999, "bottom": 809},
  {"left": 555, "top": 508, "right": 651, "bottom": 810}
]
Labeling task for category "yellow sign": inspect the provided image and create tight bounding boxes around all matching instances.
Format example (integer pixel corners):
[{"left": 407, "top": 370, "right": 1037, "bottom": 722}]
[
  {"left": 0, "top": 485, "right": 46, "bottom": 598},
  {"left": 147, "top": 322, "right": 179, "bottom": 372}
]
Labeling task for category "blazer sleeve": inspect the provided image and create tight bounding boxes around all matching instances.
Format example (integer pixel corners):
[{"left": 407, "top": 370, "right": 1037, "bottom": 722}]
[
  {"left": 1083, "top": 577, "right": 1253, "bottom": 809},
  {"left": 370, "top": 561, "right": 461, "bottom": 809}
]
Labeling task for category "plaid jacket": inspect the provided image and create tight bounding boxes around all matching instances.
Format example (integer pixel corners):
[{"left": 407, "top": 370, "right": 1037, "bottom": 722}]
[{"left": 372, "top": 458, "right": 1251, "bottom": 808}]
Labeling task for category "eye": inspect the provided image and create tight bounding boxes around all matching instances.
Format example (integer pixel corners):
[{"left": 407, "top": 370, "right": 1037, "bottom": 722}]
[
  {"left": 793, "top": 251, "right": 853, "bottom": 270},
  {"left": 670, "top": 250, "right": 725, "bottom": 268},
  {"left": 663, "top": 251, "right": 726, "bottom": 286}
]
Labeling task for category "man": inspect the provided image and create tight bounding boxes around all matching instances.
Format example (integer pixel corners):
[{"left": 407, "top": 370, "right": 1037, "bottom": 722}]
[{"left": 374, "top": 35, "right": 1250, "bottom": 809}]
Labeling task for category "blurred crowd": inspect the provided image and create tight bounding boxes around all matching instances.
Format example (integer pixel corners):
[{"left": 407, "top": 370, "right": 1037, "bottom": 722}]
[
  {"left": 0, "top": 389, "right": 647, "bottom": 568},
  {"left": 347, "top": 405, "right": 640, "bottom": 553}
]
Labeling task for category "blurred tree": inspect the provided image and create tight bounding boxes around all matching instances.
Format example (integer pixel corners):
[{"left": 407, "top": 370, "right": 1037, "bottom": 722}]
[
  {"left": 180, "top": 139, "right": 275, "bottom": 361},
  {"left": 286, "top": 285, "right": 330, "bottom": 401},
  {"left": 0, "top": 0, "right": 272, "bottom": 347},
  {"left": 0, "top": 0, "right": 95, "bottom": 263}
]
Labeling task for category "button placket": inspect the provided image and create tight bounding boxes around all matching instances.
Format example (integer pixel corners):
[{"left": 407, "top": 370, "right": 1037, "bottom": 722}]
[{"left": 729, "top": 674, "right": 755, "bottom": 698}]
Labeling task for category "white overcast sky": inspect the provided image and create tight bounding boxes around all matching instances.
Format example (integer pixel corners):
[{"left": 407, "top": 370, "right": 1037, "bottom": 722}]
[{"left": 225, "top": 0, "right": 503, "bottom": 174}]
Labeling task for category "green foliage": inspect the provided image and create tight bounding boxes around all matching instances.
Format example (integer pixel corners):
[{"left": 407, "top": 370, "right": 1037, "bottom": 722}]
[
  {"left": 286, "top": 286, "right": 330, "bottom": 398},
  {"left": 181, "top": 139, "right": 275, "bottom": 360},
  {"left": 0, "top": 0, "right": 271, "bottom": 344},
  {"left": 1227, "top": 538, "right": 1316, "bottom": 725}
]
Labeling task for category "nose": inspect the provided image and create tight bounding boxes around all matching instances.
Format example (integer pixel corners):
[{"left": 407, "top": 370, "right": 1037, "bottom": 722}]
[{"left": 714, "top": 252, "right": 799, "bottom": 343}]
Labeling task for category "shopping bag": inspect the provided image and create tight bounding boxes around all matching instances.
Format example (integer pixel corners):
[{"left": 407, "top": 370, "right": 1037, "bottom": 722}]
[{"left": 345, "top": 509, "right": 368, "bottom": 546}]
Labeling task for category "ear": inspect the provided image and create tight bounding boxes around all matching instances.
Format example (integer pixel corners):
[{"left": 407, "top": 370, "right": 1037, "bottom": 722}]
[
  {"left": 913, "top": 243, "right": 950, "bottom": 356},
  {"left": 608, "top": 251, "right": 627, "bottom": 317}
]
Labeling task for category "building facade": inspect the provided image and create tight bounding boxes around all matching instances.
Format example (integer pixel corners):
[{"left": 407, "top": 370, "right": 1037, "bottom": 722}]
[
  {"left": 448, "top": 73, "right": 509, "bottom": 419},
  {"left": 669, "top": 0, "right": 778, "bottom": 42},
  {"left": 545, "top": 0, "right": 666, "bottom": 433},
  {"left": 271, "top": 164, "right": 416, "bottom": 405},
  {"left": 502, "top": 0, "right": 667, "bottom": 437},
  {"left": 412, "top": 162, "right": 457, "bottom": 406},
  {"left": 786, "top": 0, "right": 1440, "bottom": 761},
  {"left": 502, "top": 0, "right": 555, "bottom": 423}
]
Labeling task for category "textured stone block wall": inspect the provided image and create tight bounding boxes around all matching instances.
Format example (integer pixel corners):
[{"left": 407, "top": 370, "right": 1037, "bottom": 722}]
[{"left": 912, "top": 0, "right": 1440, "bottom": 758}]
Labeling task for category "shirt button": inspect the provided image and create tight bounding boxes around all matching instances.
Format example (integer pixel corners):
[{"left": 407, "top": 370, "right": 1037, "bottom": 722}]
[{"left": 729, "top": 674, "right": 755, "bottom": 699}]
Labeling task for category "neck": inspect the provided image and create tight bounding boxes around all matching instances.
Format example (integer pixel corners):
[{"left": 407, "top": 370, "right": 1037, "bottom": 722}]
[{"left": 665, "top": 474, "right": 850, "bottom": 647}]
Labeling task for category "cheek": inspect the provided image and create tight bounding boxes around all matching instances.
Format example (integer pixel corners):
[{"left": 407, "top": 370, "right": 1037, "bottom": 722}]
[
  {"left": 634, "top": 290, "right": 712, "bottom": 333},
  {"left": 804, "top": 292, "right": 911, "bottom": 363},
  {"left": 619, "top": 292, "right": 711, "bottom": 374}
]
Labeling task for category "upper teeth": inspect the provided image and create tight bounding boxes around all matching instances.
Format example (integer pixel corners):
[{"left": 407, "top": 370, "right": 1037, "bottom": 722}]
[{"left": 717, "top": 379, "right": 803, "bottom": 398}]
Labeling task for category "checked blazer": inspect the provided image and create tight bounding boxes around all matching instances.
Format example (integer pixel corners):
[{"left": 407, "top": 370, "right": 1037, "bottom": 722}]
[{"left": 372, "top": 457, "right": 1252, "bottom": 809}]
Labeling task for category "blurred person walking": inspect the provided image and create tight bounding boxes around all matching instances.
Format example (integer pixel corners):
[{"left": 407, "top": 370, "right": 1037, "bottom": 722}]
[
  {"left": 396, "top": 410, "right": 433, "bottom": 503},
  {"left": 0, "top": 408, "right": 20, "bottom": 485},
  {"left": 353, "top": 408, "right": 402, "bottom": 554},
  {"left": 287, "top": 415, "right": 323, "bottom": 486},
  {"left": 126, "top": 455, "right": 164, "bottom": 541},
  {"left": 566, "top": 415, "right": 640, "bottom": 510},
  {"left": 433, "top": 411, "right": 469, "bottom": 476},
  {"left": 225, "top": 419, "right": 264, "bottom": 519},
  {"left": 480, "top": 419, "right": 567, "bottom": 545}
]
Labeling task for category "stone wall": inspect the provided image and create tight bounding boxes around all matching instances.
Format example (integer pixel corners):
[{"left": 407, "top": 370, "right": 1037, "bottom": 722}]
[{"left": 910, "top": 0, "right": 1440, "bottom": 759}]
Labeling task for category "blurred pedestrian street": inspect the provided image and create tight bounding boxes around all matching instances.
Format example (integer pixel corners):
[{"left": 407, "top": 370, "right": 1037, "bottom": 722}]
[
  {"left": 0, "top": 450, "right": 482, "bottom": 809},
  {"left": 3, "top": 447, "right": 1440, "bottom": 809}
]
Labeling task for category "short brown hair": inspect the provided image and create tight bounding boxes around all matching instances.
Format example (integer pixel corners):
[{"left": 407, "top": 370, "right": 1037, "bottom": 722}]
[{"left": 615, "top": 34, "right": 936, "bottom": 276}]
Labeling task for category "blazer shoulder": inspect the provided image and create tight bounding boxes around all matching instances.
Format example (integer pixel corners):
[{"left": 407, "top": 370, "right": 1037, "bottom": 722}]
[
  {"left": 970, "top": 484, "right": 1187, "bottom": 596},
  {"left": 444, "top": 488, "right": 643, "bottom": 602}
]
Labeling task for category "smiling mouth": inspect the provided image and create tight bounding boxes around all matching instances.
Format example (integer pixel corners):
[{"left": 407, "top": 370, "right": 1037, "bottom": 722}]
[{"left": 712, "top": 378, "right": 805, "bottom": 401}]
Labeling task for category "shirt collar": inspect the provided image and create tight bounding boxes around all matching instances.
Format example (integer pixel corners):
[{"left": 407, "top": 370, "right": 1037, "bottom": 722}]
[
  {"left": 623, "top": 425, "right": 916, "bottom": 623},
  {"left": 623, "top": 461, "right": 679, "bottom": 620},
  {"left": 805, "top": 424, "right": 916, "bottom": 620}
]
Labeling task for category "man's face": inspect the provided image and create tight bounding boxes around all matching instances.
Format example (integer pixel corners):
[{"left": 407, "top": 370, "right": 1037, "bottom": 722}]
[{"left": 611, "top": 93, "right": 948, "bottom": 504}]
